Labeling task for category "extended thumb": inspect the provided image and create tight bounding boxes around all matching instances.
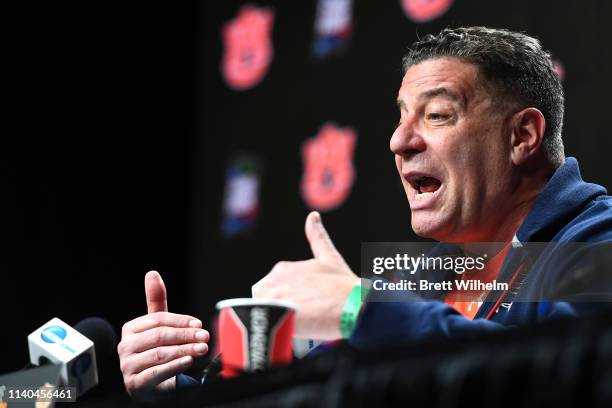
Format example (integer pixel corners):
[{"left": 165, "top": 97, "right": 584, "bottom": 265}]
[
  {"left": 305, "top": 211, "right": 340, "bottom": 261},
  {"left": 145, "top": 270, "right": 168, "bottom": 313}
]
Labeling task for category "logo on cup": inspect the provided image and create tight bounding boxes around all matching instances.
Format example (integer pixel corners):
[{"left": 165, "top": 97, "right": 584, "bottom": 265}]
[
  {"left": 216, "top": 299, "right": 297, "bottom": 377},
  {"left": 249, "top": 307, "right": 268, "bottom": 370}
]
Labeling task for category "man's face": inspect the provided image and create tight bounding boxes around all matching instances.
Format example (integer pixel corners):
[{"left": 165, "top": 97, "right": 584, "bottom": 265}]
[{"left": 391, "top": 57, "right": 514, "bottom": 242}]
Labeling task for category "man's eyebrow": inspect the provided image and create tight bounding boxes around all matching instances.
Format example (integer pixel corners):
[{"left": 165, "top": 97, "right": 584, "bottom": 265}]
[
  {"left": 396, "top": 87, "right": 466, "bottom": 112},
  {"left": 419, "top": 87, "right": 465, "bottom": 108}
]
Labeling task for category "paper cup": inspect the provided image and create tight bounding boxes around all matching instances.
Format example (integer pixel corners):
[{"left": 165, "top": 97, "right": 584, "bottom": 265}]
[{"left": 215, "top": 298, "right": 297, "bottom": 377}]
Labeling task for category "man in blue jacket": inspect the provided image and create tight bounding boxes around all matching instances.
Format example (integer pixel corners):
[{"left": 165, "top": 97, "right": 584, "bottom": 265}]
[
  {"left": 117, "top": 26, "right": 612, "bottom": 394},
  {"left": 254, "top": 27, "right": 612, "bottom": 344}
]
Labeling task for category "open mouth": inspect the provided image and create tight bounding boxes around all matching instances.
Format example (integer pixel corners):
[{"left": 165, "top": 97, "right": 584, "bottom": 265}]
[{"left": 408, "top": 175, "right": 442, "bottom": 201}]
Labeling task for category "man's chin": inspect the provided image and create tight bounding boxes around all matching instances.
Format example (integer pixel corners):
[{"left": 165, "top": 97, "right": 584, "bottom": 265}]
[
  {"left": 411, "top": 222, "right": 439, "bottom": 240},
  {"left": 410, "top": 218, "right": 451, "bottom": 241}
]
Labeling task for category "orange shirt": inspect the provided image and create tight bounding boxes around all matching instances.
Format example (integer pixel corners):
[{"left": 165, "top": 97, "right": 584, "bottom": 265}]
[{"left": 444, "top": 244, "right": 511, "bottom": 320}]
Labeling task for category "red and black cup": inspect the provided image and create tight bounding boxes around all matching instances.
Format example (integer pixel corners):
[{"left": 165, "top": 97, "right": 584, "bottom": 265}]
[{"left": 215, "top": 298, "right": 297, "bottom": 378}]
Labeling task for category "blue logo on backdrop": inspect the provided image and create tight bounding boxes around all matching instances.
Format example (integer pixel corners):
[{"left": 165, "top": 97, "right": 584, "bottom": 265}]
[{"left": 41, "top": 326, "right": 67, "bottom": 343}]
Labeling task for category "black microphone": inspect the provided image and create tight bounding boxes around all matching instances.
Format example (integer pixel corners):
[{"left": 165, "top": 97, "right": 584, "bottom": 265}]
[
  {"left": 0, "top": 317, "right": 118, "bottom": 405},
  {"left": 26, "top": 316, "right": 117, "bottom": 397},
  {"left": 74, "top": 317, "right": 117, "bottom": 364},
  {"left": 22, "top": 317, "right": 116, "bottom": 368}
]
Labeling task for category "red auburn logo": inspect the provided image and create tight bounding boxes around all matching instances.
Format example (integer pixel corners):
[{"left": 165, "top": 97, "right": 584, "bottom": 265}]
[
  {"left": 301, "top": 123, "right": 357, "bottom": 211},
  {"left": 221, "top": 5, "right": 275, "bottom": 90},
  {"left": 553, "top": 60, "right": 565, "bottom": 82},
  {"left": 400, "top": 0, "right": 453, "bottom": 23}
]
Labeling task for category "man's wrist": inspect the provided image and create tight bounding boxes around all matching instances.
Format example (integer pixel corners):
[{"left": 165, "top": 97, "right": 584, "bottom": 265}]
[{"left": 339, "top": 279, "right": 369, "bottom": 339}]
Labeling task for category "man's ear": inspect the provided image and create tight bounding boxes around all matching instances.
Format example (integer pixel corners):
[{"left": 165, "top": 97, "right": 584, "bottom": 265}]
[{"left": 509, "top": 107, "right": 546, "bottom": 166}]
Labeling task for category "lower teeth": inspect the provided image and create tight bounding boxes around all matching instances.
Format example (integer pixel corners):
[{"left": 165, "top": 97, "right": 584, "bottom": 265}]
[{"left": 415, "top": 192, "right": 434, "bottom": 200}]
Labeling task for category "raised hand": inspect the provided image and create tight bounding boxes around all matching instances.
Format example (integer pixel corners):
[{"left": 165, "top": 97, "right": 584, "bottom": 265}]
[
  {"left": 253, "top": 212, "right": 359, "bottom": 340},
  {"left": 117, "top": 271, "right": 209, "bottom": 396}
]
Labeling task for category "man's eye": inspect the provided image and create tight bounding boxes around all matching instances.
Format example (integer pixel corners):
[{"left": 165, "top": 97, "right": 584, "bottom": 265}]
[{"left": 426, "top": 113, "right": 447, "bottom": 121}]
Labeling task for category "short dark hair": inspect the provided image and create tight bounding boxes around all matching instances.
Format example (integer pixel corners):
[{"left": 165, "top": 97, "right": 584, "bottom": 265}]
[{"left": 403, "top": 26, "right": 565, "bottom": 168}]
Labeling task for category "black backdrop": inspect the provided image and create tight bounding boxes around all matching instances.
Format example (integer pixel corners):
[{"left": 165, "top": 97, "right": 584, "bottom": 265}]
[{"left": 4, "top": 0, "right": 612, "bottom": 396}]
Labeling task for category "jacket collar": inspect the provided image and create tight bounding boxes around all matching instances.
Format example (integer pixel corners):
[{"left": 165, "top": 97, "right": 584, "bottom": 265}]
[{"left": 515, "top": 157, "right": 607, "bottom": 243}]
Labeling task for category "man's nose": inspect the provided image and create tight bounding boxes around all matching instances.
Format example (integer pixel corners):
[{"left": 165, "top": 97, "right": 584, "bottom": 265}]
[{"left": 390, "top": 118, "right": 426, "bottom": 157}]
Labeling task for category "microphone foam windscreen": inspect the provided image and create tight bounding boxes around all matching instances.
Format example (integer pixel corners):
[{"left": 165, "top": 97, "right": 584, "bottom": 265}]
[{"left": 74, "top": 317, "right": 117, "bottom": 360}]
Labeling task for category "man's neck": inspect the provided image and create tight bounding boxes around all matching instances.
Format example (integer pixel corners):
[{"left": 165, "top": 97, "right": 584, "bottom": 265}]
[{"left": 486, "top": 164, "right": 554, "bottom": 243}]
